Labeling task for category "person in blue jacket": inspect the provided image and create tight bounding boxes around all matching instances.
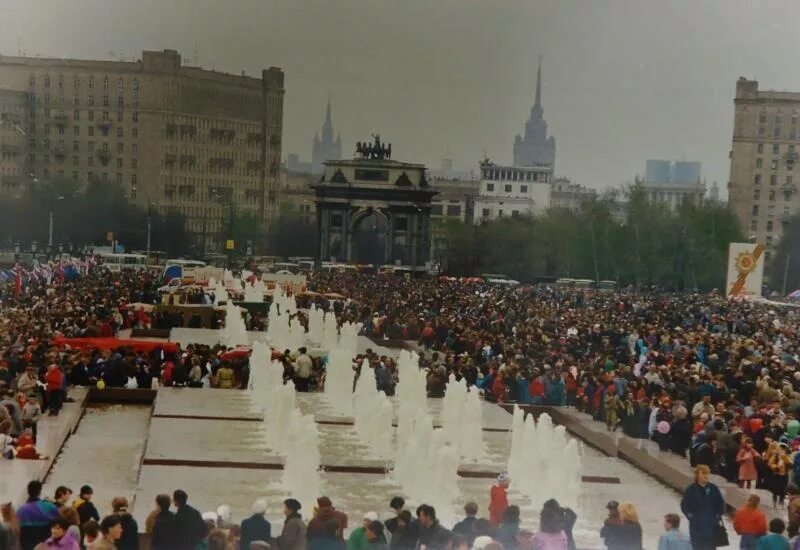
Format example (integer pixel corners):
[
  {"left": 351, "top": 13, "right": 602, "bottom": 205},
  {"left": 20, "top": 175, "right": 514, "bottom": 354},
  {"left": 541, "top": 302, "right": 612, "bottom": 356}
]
[{"left": 680, "top": 465, "right": 724, "bottom": 550}]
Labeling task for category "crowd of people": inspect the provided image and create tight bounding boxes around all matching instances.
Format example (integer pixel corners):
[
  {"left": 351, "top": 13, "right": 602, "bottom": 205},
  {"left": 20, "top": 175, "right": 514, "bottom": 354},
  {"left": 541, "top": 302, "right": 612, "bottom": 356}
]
[{"left": 4, "top": 267, "right": 800, "bottom": 547}]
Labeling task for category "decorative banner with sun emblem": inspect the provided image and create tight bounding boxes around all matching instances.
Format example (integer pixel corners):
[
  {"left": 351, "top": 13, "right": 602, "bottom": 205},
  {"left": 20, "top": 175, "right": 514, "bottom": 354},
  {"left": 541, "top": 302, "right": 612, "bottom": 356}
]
[{"left": 726, "top": 242, "right": 766, "bottom": 297}]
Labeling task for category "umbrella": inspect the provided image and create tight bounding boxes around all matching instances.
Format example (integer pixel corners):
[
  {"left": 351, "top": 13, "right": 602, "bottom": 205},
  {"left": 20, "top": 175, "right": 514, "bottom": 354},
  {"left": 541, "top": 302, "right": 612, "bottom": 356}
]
[{"left": 788, "top": 290, "right": 800, "bottom": 300}]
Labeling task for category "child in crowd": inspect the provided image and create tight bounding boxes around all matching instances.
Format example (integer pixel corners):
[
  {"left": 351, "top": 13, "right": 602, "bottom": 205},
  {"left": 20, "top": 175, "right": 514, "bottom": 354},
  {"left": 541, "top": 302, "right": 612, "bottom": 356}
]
[{"left": 22, "top": 393, "right": 42, "bottom": 443}]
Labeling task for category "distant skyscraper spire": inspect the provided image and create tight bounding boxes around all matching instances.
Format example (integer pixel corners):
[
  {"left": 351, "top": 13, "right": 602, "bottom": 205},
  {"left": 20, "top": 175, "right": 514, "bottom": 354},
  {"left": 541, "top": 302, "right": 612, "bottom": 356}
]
[
  {"left": 312, "top": 97, "right": 341, "bottom": 174},
  {"left": 534, "top": 55, "right": 542, "bottom": 113}
]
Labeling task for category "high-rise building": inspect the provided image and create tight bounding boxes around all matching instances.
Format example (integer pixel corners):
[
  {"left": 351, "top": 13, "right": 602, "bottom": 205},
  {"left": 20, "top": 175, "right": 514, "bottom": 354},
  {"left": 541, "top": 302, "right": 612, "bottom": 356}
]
[
  {"left": 311, "top": 99, "right": 341, "bottom": 174},
  {"left": 645, "top": 160, "right": 671, "bottom": 183},
  {"left": 729, "top": 77, "right": 800, "bottom": 255},
  {"left": 0, "top": 88, "right": 28, "bottom": 197},
  {"left": 0, "top": 49, "right": 285, "bottom": 251},
  {"left": 638, "top": 160, "right": 705, "bottom": 213},
  {"left": 513, "top": 58, "right": 556, "bottom": 168}
]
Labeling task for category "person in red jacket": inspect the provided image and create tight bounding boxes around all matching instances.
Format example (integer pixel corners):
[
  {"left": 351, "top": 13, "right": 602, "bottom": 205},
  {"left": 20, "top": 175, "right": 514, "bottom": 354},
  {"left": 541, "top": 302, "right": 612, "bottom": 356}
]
[
  {"left": 45, "top": 363, "right": 64, "bottom": 416},
  {"left": 489, "top": 472, "right": 510, "bottom": 527}
]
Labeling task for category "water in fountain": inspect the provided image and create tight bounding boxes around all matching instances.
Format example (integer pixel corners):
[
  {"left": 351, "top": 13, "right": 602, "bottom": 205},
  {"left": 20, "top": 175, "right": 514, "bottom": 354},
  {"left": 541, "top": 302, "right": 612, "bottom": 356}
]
[
  {"left": 264, "top": 380, "right": 296, "bottom": 454},
  {"left": 457, "top": 384, "right": 486, "bottom": 463},
  {"left": 243, "top": 279, "right": 265, "bottom": 303},
  {"left": 308, "top": 305, "right": 324, "bottom": 346},
  {"left": 352, "top": 360, "right": 393, "bottom": 459},
  {"left": 281, "top": 408, "right": 321, "bottom": 513},
  {"left": 266, "top": 301, "right": 291, "bottom": 350},
  {"left": 338, "top": 322, "right": 361, "bottom": 355},
  {"left": 288, "top": 318, "right": 306, "bottom": 352},
  {"left": 506, "top": 410, "right": 581, "bottom": 510},
  {"left": 210, "top": 278, "right": 228, "bottom": 306},
  {"left": 247, "top": 342, "right": 274, "bottom": 412},
  {"left": 323, "top": 311, "right": 338, "bottom": 350},
  {"left": 224, "top": 300, "right": 249, "bottom": 347},
  {"left": 324, "top": 349, "right": 355, "bottom": 417}
]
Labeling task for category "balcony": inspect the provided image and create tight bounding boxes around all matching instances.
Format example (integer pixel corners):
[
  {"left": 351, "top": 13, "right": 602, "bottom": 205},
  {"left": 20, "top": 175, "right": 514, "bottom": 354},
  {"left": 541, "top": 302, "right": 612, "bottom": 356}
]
[
  {"left": 164, "top": 153, "right": 177, "bottom": 166},
  {"left": 179, "top": 124, "right": 196, "bottom": 138},
  {"left": 179, "top": 154, "right": 196, "bottom": 168},
  {"left": 52, "top": 111, "right": 69, "bottom": 124},
  {"left": 97, "top": 120, "right": 112, "bottom": 131},
  {"left": 165, "top": 123, "right": 177, "bottom": 137},
  {"left": 209, "top": 128, "right": 235, "bottom": 142},
  {"left": 52, "top": 145, "right": 66, "bottom": 159},
  {"left": 247, "top": 132, "right": 263, "bottom": 144},
  {"left": 246, "top": 160, "right": 263, "bottom": 174},
  {"left": 178, "top": 184, "right": 196, "bottom": 197},
  {"left": 209, "top": 157, "right": 234, "bottom": 171}
]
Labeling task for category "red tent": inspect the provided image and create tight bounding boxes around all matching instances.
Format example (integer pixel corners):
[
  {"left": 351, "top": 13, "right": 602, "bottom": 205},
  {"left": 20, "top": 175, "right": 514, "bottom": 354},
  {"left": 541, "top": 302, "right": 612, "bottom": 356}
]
[{"left": 50, "top": 336, "right": 179, "bottom": 354}]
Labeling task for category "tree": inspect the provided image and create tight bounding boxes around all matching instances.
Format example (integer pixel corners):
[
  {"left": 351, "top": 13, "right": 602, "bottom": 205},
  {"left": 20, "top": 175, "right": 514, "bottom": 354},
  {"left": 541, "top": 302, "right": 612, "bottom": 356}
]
[{"left": 770, "top": 213, "right": 800, "bottom": 293}]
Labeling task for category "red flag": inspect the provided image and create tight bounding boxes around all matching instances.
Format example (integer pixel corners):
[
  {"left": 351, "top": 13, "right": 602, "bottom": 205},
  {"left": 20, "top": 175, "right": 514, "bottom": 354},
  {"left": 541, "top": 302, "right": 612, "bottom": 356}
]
[{"left": 14, "top": 262, "right": 22, "bottom": 297}]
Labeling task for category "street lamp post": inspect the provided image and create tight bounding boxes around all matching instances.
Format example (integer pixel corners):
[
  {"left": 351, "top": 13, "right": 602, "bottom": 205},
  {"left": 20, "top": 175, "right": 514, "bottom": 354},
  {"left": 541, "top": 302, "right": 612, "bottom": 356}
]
[{"left": 48, "top": 196, "right": 65, "bottom": 250}]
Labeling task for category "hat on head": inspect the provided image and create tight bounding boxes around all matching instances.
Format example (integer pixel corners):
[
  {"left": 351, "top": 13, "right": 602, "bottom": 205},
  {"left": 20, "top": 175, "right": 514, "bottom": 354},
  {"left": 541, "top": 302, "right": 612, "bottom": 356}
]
[
  {"left": 202, "top": 511, "right": 218, "bottom": 522},
  {"left": 606, "top": 500, "right": 619, "bottom": 510},
  {"left": 252, "top": 500, "right": 267, "bottom": 515},
  {"left": 497, "top": 472, "right": 510, "bottom": 484},
  {"left": 363, "top": 511, "right": 378, "bottom": 522},
  {"left": 472, "top": 536, "right": 494, "bottom": 550},
  {"left": 284, "top": 498, "right": 302, "bottom": 513}
]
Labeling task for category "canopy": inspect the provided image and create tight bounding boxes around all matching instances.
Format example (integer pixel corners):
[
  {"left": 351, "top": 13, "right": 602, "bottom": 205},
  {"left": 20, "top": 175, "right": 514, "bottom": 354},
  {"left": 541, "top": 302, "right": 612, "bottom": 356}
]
[
  {"left": 51, "top": 336, "right": 179, "bottom": 354},
  {"left": 220, "top": 346, "right": 282, "bottom": 361}
]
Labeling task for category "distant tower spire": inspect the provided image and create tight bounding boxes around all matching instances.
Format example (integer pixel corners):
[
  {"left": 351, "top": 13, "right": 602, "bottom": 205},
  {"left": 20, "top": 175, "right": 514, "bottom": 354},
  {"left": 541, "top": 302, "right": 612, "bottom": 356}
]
[
  {"left": 325, "top": 97, "right": 332, "bottom": 124},
  {"left": 534, "top": 55, "right": 543, "bottom": 112}
]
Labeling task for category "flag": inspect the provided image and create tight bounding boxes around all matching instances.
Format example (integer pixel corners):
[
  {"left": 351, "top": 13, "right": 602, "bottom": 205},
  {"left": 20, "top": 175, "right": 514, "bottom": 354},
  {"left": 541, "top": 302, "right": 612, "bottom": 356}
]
[{"left": 13, "top": 263, "right": 22, "bottom": 296}]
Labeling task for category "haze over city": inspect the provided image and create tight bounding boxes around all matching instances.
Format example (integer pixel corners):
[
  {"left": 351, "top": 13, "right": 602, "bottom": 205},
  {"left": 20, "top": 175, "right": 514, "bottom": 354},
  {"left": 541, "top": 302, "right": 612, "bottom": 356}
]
[{"left": 2, "top": 0, "right": 800, "bottom": 192}]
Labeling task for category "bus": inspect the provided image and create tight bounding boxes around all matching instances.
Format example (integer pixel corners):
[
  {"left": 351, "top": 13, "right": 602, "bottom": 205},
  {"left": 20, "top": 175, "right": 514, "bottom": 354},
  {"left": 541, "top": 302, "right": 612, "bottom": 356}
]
[
  {"left": 598, "top": 280, "right": 618, "bottom": 292},
  {"left": 166, "top": 258, "right": 207, "bottom": 269},
  {"left": 96, "top": 253, "right": 148, "bottom": 272}
]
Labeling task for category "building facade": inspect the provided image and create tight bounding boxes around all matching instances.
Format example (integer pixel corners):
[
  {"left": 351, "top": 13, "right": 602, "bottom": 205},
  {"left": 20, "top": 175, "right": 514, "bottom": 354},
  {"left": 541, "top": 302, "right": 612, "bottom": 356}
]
[
  {"left": 429, "top": 177, "right": 478, "bottom": 223},
  {"left": 313, "top": 139, "right": 436, "bottom": 268},
  {"left": 311, "top": 100, "right": 341, "bottom": 175},
  {"left": 0, "top": 89, "right": 28, "bottom": 198},
  {"left": 0, "top": 49, "right": 284, "bottom": 251},
  {"left": 474, "top": 160, "right": 551, "bottom": 223},
  {"left": 550, "top": 177, "right": 598, "bottom": 212},
  {"left": 638, "top": 159, "right": 705, "bottom": 212},
  {"left": 729, "top": 77, "right": 800, "bottom": 254},
  {"left": 513, "top": 59, "right": 556, "bottom": 168}
]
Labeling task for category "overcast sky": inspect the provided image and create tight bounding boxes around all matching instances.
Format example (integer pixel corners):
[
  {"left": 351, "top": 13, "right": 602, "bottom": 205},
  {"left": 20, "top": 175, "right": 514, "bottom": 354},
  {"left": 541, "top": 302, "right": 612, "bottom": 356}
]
[{"left": 1, "top": 0, "right": 799, "bottom": 193}]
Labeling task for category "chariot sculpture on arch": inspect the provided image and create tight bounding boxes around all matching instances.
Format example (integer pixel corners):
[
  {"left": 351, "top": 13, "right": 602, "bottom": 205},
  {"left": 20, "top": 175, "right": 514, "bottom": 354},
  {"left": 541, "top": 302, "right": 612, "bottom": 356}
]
[{"left": 355, "top": 134, "right": 392, "bottom": 160}]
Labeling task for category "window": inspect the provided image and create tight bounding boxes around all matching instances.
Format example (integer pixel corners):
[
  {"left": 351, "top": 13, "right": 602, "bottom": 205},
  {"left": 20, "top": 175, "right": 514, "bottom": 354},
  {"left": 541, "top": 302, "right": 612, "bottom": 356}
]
[
  {"left": 446, "top": 205, "right": 461, "bottom": 217},
  {"left": 101, "top": 128, "right": 108, "bottom": 137},
  {"left": 73, "top": 109, "right": 80, "bottom": 121},
  {"left": 756, "top": 158, "right": 763, "bottom": 168},
  {"left": 771, "top": 175, "right": 778, "bottom": 185},
  {"left": 767, "top": 221, "right": 774, "bottom": 232},
  {"left": 88, "top": 77, "right": 94, "bottom": 89},
  {"left": 116, "top": 158, "right": 123, "bottom": 168},
  {"left": 116, "top": 127, "right": 123, "bottom": 137},
  {"left": 88, "top": 95, "right": 94, "bottom": 106},
  {"left": 774, "top": 127, "right": 781, "bottom": 138},
  {"left": 131, "top": 159, "right": 137, "bottom": 169},
  {"left": 504, "top": 184, "right": 512, "bottom": 193},
  {"left": 486, "top": 183, "right": 494, "bottom": 192},
  {"left": 88, "top": 126, "right": 94, "bottom": 137},
  {"left": 117, "top": 143, "right": 123, "bottom": 153},
  {"left": 132, "top": 128, "right": 138, "bottom": 138},
  {"left": 498, "top": 210, "right": 503, "bottom": 217},
  {"left": 512, "top": 210, "right": 520, "bottom": 217},
  {"left": 117, "top": 111, "right": 123, "bottom": 122},
  {"left": 754, "top": 190, "right": 760, "bottom": 200},
  {"left": 72, "top": 156, "right": 78, "bottom": 166},
  {"left": 759, "top": 112, "right": 767, "bottom": 124},
  {"left": 87, "top": 171, "right": 93, "bottom": 180},
  {"left": 117, "top": 78, "right": 123, "bottom": 93},
  {"left": 754, "top": 174, "right": 761, "bottom": 185},
  {"left": 789, "top": 161, "right": 795, "bottom": 171},
  {"left": 117, "top": 97, "right": 123, "bottom": 108},
  {"left": 132, "top": 111, "right": 138, "bottom": 122},
  {"left": 773, "top": 144, "right": 780, "bottom": 155},
  {"left": 132, "top": 144, "right": 138, "bottom": 155},
  {"left": 769, "top": 190, "right": 776, "bottom": 201},
  {"left": 87, "top": 156, "right": 94, "bottom": 167},
  {"left": 395, "top": 217, "right": 408, "bottom": 231},
  {"left": 132, "top": 79, "right": 139, "bottom": 94},
  {"left": 44, "top": 75, "right": 50, "bottom": 88},
  {"left": 28, "top": 74, "right": 35, "bottom": 88},
  {"left": 482, "top": 208, "right": 490, "bottom": 218},
  {"left": 44, "top": 124, "right": 50, "bottom": 135},
  {"left": 103, "top": 76, "right": 108, "bottom": 91},
  {"left": 759, "top": 127, "right": 765, "bottom": 136},
  {"left": 776, "top": 115, "right": 783, "bottom": 125},
  {"left": 73, "top": 77, "right": 80, "bottom": 89},
  {"left": 88, "top": 141, "right": 94, "bottom": 152},
  {"left": 752, "top": 205, "right": 759, "bottom": 215},
  {"left": 73, "top": 126, "right": 79, "bottom": 136},
  {"left": 102, "top": 96, "right": 109, "bottom": 107},
  {"left": 756, "top": 142, "right": 763, "bottom": 153},
  {"left": 72, "top": 171, "right": 78, "bottom": 181},
  {"left": 72, "top": 96, "right": 79, "bottom": 106},
  {"left": 751, "top": 219, "right": 758, "bottom": 231},
  {"left": 44, "top": 92, "right": 50, "bottom": 104},
  {"left": 520, "top": 185, "right": 528, "bottom": 193},
  {"left": 772, "top": 160, "right": 779, "bottom": 170},
  {"left": 116, "top": 173, "right": 123, "bottom": 184},
  {"left": 767, "top": 236, "right": 773, "bottom": 246},
  {"left": 788, "top": 176, "right": 794, "bottom": 185},
  {"left": 58, "top": 126, "right": 64, "bottom": 135},
  {"left": 72, "top": 141, "right": 79, "bottom": 151},
  {"left": 88, "top": 111, "right": 94, "bottom": 122},
  {"left": 102, "top": 111, "right": 109, "bottom": 121}
]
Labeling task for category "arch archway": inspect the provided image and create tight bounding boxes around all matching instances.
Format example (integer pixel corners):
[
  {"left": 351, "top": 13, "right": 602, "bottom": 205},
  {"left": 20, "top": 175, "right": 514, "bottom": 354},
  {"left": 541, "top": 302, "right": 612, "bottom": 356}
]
[{"left": 351, "top": 210, "right": 388, "bottom": 265}]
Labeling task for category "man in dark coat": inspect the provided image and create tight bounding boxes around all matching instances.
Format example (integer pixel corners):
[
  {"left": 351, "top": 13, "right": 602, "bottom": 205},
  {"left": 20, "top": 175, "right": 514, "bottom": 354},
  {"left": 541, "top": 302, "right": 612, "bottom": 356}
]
[
  {"left": 415, "top": 505, "right": 450, "bottom": 550},
  {"left": 172, "top": 489, "right": 208, "bottom": 550},
  {"left": 241, "top": 499, "right": 272, "bottom": 550},
  {"left": 150, "top": 494, "right": 176, "bottom": 550},
  {"left": 452, "top": 502, "right": 479, "bottom": 546},
  {"left": 680, "top": 465, "right": 724, "bottom": 550}
]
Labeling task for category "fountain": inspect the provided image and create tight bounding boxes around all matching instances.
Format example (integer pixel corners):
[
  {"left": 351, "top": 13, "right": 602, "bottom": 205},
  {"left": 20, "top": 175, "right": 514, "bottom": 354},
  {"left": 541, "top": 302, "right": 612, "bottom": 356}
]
[
  {"left": 352, "top": 360, "right": 393, "bottom": 459},
  {"left": 281, "top": 408, "right": 321, "bottom": 513},
  {"left": 324, "top": 349, "right": 356, "bottom": 417},
  {"left": 210, "top": 277, "right": 228, "bottom": 306},
  {"left": 263, "top": 380, "right": 297, "bottom": 454},
  {"left": 506, "top": 409, "right": 581, "bottom": 510},
  {"left": 288, "top": 318, "right": 306, "bottom": 352},
  {"left": 243, "top": 279, "right": 266, "bottom": 303},
  {"left": 308, "top": 304, "right": 325, "bottom": 346},
  {"left": 224, "top": 300, "right": 249, "bottom": 347},
  {"left": 338, "top": 321, "right": 361, "bottom": 355},
  {"left": 247, "top": 342, "right": 276, "bottom": 412},
  {"left": 323, "top": 311, "right": 339, "bottom": 350},
  {"left": 441, "top": 376, "right": 486, "bottom": 463}
]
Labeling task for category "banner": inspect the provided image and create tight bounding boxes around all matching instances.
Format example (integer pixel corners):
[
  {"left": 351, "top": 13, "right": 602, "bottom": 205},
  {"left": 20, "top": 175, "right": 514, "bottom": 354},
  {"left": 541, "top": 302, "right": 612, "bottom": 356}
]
[{"left": 726, "top": 242, "right": 765, "bottom": 297}]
